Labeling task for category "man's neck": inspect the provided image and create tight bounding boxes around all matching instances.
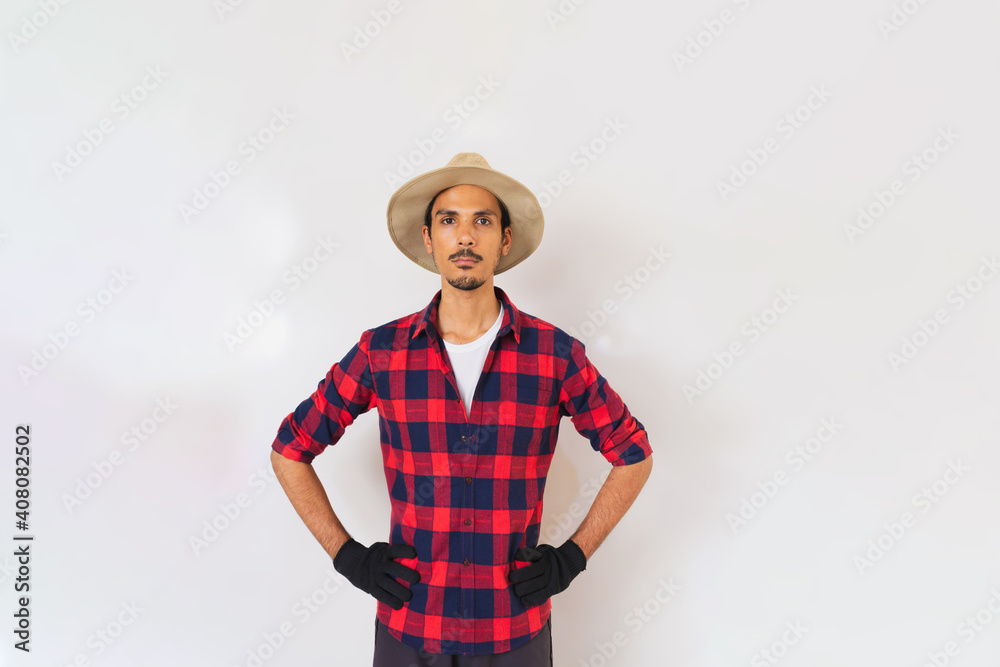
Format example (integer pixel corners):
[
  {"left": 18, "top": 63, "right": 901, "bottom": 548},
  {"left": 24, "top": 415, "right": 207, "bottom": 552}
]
[{"left": 436, "top": 282, "right": 501, "bottom": 345}]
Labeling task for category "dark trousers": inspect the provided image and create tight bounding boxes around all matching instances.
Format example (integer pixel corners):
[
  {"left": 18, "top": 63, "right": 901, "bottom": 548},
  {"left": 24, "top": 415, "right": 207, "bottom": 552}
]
[{"left": 372, "top": 617, "right": 552, "bottom": 667}]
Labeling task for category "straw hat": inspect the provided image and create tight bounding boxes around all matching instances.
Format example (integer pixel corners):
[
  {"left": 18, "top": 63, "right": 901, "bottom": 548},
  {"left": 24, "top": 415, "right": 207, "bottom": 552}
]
[{"left": 386, "top": 152, "right": 544, "bottom": 274}]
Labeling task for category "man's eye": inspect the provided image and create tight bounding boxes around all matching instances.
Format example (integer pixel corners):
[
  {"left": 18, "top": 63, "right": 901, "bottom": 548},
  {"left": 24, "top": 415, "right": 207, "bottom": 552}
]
[{"left": 478, "top": 218, "right": 491, "bottom": 224}]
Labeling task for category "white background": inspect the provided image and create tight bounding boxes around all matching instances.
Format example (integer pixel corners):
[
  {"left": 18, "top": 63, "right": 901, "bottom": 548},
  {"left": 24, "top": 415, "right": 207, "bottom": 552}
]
[{"left": 2, "top": 0, "right": 999, "bottom": 665}]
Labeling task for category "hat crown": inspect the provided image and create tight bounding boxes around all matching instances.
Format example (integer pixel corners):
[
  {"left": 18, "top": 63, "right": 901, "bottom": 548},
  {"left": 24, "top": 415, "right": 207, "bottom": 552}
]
[{"left": 446, "top": 152, "right": 492, "bottom": 169}]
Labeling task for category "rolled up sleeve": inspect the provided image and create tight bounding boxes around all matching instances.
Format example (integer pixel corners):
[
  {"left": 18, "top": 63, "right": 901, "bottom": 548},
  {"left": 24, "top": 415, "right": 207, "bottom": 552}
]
[
  {"left": 557, "top": 337, "right": 652, "bottom": 466},
  {"left": 271, "top": 329, "right": 377, "bottom": 464}
]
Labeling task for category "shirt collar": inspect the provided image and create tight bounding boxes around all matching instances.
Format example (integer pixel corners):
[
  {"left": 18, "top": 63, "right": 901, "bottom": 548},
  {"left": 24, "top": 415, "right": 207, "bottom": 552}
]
[{"left": 412, "top": 285, "right": 521, "bottom": 345}]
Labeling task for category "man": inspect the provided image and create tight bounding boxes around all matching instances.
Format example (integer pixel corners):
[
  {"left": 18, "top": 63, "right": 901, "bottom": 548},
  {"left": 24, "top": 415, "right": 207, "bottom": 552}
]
[{"left": 270, "top": 152, "right": 653, "bottom": 666}]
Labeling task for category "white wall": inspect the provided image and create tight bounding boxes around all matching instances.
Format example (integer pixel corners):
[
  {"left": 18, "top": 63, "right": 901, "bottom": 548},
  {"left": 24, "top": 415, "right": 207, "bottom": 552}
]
[{"left": 2, "top": 0, "right": 999, "bottom": 665}]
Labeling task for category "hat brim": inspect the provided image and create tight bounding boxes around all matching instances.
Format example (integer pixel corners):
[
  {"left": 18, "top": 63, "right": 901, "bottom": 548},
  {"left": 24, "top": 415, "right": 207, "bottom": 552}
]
[{"left": 387, "top": 164, "right": 544, "bottom": 275}]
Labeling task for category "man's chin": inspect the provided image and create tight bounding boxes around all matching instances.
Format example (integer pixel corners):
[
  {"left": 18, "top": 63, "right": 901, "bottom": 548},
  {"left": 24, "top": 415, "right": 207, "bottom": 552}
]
[{"left": 447, "top": 277, "right": 486, "bottom": 291}]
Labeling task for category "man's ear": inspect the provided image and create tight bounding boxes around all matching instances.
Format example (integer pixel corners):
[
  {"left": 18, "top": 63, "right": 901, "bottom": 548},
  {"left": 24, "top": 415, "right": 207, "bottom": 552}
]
[{"left": 422, "top": 225, "right": 433, "bottom": 253}]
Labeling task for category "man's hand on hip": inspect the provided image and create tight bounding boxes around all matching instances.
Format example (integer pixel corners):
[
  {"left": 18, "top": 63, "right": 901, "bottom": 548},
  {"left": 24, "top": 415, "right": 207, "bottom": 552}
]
[
  {"left": 333, "top": 538, "right": 420, "bottom": 610},
  {"left": 508, "top": 538, "right": 587, "bottom": 607}
]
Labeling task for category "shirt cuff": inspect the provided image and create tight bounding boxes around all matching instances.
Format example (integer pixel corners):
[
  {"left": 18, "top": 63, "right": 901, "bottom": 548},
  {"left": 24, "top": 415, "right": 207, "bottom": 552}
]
[{"left": 271, "top": 440, "right": 316, "bottom": 464}]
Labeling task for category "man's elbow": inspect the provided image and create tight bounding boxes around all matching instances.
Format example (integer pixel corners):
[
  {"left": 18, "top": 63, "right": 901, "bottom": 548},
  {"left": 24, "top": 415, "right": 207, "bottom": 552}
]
[
  {"left": 637, "top": 454, "right": 652, "bottom": 478},
  {"left": 271, "top": 448, "right": 306, "bottom": 474},
  {"left": 628, "top": 455, "right": 653, "bottom": 486},
  {"left": 613, "top": 453, "right": 652, "bottom": 479}
]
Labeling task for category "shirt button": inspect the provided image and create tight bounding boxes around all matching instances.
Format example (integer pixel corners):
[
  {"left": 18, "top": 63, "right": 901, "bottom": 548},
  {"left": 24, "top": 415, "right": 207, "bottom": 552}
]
[
  {"left": 464, "top": 519, "right": 471, "bottom": 526},
  {"left": 463, "top": 558, "right": 470, "bottom": 566},
  {"left": 465, "top": 477, "right": 472, "bottom": 484},
  {"left": 460, "top": 435, "right": 466, "bottom": 441}
]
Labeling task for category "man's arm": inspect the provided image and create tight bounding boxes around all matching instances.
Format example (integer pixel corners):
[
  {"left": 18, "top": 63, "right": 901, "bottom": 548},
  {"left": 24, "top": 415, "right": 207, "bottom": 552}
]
[
  {"left": 569, "top": 456, "right": 652, "bottom": 560},
  {"left": 269, "top": 331, "right": 377, "bottom": 559},
  {"left": 271, "top": 449, "right": 352, "bottom": 561},
  {"left": 556, "top": 336, "right": 654, "bottom": 561}
]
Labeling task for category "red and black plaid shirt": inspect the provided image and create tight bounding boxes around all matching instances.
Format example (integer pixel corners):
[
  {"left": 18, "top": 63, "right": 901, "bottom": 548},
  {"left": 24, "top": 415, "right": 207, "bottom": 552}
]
[{"left": 271, "top": 285, "right": 652, "bottom": 655}]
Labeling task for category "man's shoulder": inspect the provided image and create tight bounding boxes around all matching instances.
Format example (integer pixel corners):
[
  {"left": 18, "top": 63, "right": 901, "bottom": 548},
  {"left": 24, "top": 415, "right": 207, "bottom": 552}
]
[
  {"left": 510, "top": 308, "right": 581, "bottom": 360},
  {"left": 362, "top": 308, "right": 424, "bottom": 350},
  {"left": 516, "top": 307, "right": 559, "bottom": 336}
]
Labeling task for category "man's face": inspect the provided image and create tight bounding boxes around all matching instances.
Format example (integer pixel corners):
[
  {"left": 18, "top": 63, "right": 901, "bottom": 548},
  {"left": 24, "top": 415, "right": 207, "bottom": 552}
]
[{"left": 422, "top": 184, "right": 512, "bottom": 292}]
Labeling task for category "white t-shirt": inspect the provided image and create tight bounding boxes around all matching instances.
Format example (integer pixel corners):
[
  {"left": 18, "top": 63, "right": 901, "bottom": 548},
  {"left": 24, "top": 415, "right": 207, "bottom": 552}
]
[{"left": 441, "top": 299, "right": 504, "bottom": 418}]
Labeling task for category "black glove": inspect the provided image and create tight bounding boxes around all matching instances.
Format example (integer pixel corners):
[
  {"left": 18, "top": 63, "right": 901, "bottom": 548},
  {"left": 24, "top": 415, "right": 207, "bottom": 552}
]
[
  {"left": 333, "top": 538, "right": 420, "bottom": 610},
  {"left": 509, "top": 538, "right": 587, "bottom": 607}
]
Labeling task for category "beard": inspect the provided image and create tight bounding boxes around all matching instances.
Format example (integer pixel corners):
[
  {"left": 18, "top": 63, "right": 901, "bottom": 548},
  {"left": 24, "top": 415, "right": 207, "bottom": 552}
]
[
  {"left": 434, "top": 245, "right": 502, "bottom": 291},
  {"left": 446, "top": 274, "right": 486, "bottom": 291}
]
